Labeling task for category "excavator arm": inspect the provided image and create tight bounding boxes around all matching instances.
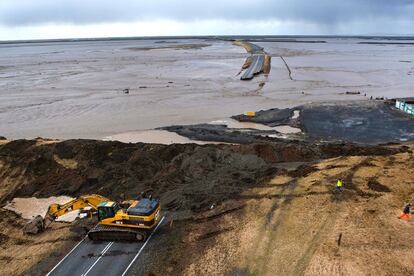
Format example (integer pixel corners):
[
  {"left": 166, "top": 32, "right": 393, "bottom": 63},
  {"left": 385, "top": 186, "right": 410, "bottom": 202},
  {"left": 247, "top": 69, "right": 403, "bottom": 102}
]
[{"left": 24, "top": 194, "right": 110, "bottom": 234}]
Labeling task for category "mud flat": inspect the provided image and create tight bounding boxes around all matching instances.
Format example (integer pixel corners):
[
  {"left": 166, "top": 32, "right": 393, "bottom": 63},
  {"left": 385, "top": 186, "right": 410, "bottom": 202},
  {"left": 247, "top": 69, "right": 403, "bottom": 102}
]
[
  {"left": 0, "top": 38, "right": 255, "bottom": 139},
  {"left": 126, "top": 43, "right": 211, "bottom": 51},
  {"left": 103, "top": 129, "right": 223, "bottom": 145},
  {"left": 1, "top": 37, "right": 414, "bottom": 139}
]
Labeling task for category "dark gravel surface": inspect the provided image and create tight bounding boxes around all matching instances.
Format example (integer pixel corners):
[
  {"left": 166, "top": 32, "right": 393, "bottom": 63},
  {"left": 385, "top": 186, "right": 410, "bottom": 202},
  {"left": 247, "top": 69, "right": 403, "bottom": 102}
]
[
  {"left": 230, "top": 101, "right": 414, "bottom": 144},
  {"left": 301, "top": 101, "right": 414, "bottom": 144},
  {"left": 232, "top": 108, "right": 294, "bottom": 126}
]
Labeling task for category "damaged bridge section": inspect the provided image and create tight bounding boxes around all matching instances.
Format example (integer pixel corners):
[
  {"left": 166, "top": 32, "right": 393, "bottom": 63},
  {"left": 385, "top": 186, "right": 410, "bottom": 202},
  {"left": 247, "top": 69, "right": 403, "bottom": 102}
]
[{"left": 233, "top": 40, "right": 271, "bottom": 80}]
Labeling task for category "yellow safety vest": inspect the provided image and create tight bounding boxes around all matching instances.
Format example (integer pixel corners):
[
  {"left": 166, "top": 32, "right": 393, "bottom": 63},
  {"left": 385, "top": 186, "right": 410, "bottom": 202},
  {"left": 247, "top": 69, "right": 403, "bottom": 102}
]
[{"left": 337, "top": 180, "right": 343, "bottom": 187}]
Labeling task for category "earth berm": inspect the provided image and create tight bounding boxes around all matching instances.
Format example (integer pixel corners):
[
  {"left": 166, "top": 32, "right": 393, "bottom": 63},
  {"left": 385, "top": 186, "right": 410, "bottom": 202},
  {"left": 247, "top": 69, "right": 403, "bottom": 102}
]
[{"left": 0, "top": 138, "right": 413, "bottom": 275}]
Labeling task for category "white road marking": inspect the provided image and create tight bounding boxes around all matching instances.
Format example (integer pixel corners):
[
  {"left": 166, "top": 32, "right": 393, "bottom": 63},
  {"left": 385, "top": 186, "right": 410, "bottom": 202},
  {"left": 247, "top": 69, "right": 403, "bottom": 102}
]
[
  {"left": 121, "top": 216, "right": 165, "bottom": 276},
  {"left": 81, "top": 242, "right": 114, "bottom": 276},
  {"left": 46, "top": 236, "right": 87, "bottom": 276}
]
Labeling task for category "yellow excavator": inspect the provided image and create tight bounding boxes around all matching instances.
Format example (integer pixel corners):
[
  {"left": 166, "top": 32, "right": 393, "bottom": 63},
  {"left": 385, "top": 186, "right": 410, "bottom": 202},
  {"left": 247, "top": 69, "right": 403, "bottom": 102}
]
[{"left": 24, "top": 193, "right": 161, "bottom": 242}]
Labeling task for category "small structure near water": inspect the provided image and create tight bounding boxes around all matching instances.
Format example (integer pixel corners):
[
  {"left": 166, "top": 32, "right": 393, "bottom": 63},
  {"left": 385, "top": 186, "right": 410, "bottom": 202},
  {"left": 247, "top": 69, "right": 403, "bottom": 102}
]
[{"left": 395, "top": 98, "right": 414, "bottom": 115}]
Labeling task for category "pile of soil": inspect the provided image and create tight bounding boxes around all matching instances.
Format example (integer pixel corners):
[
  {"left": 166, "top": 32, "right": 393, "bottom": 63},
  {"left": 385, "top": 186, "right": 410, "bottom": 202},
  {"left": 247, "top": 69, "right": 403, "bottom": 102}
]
[
  {"left": 0, "top": 139, "right": 401, "bottom": 205},
  {"left": 0, "top": 140, "right": 276, "bottom": 212},
  {"left": 144, "top": 145, "right": 414, "bottom": 275}
]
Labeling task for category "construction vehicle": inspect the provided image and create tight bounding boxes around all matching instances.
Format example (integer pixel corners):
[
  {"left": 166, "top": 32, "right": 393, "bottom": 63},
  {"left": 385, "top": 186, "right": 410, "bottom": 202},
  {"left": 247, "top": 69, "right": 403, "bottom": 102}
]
[{"left": 23, "top": 193, "right": 161, "bottom": 242}]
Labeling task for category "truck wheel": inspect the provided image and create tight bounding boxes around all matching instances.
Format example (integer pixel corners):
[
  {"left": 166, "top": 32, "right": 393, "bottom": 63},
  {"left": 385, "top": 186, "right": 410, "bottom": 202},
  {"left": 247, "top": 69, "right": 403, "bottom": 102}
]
[{"left": 136, "top": 232, "right": 146, "bottom": 242}]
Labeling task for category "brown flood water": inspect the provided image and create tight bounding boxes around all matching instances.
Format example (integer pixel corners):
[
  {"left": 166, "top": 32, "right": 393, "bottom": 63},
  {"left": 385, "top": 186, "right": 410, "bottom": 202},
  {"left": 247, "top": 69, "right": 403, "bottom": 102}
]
[{"left": 1, "top": 37, "right": 413, "bottom": 140}]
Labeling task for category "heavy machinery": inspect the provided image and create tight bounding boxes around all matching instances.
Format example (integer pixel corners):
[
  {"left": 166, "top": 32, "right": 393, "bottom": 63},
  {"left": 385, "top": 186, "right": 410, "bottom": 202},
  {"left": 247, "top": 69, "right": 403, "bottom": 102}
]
[{"left": 23, "top": 194, "right": 161, "bottom": 242}]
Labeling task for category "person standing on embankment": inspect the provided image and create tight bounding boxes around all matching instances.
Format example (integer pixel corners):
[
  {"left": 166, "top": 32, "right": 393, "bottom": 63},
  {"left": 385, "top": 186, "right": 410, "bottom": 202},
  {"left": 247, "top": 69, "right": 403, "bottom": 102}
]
[
  {"left": 336, "top": 178, "right": 343, "bottom": 192},
  {"left": 398, "top": 203, "right": 411, "bottom": 221}
]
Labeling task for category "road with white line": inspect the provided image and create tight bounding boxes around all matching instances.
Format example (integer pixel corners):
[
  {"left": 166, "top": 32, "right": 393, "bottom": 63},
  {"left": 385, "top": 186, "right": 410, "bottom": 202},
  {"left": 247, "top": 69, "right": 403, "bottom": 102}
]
[
  {"left": 241, "top": 54, "right": 265, "bottom": 80},
  {"left": 47, "top": 216, "right": 165, "bottom": 276},
  {"left": 240, "top": 42, "right": 265, "bottom": 80}
]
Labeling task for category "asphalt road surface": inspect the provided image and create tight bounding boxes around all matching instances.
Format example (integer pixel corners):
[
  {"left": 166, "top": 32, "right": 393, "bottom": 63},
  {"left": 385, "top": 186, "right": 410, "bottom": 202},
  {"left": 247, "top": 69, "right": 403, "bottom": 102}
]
[
  {"left": 241, "top": 54, "right": 264, "bottom": 80},
  {"left": 47, "top": 216, "right": 165, "bottom": 276}
]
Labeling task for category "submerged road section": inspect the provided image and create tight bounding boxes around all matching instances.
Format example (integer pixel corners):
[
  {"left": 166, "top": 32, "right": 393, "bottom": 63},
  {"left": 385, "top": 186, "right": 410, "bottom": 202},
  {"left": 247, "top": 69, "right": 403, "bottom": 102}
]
[{"left": 47, "top": 216, "right": 165, "bottom": 276}]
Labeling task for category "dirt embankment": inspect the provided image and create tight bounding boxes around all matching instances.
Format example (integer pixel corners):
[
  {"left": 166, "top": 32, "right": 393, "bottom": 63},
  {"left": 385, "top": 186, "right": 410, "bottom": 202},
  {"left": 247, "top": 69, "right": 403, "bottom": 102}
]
[
  {"left": 0, "top": 138, "right": 412, "bottom": 275},
  {"left": 233, "top": 40, "right": 256, "bottom": 53},
  {"left": 263, "top": 54, "right": 271, "bottom": 75},
  {"left": 0, "top": 139, "right": 398, "bottom": 204},
  {"left": 179, "top": 148, "right": 414, "bottom": 275}
]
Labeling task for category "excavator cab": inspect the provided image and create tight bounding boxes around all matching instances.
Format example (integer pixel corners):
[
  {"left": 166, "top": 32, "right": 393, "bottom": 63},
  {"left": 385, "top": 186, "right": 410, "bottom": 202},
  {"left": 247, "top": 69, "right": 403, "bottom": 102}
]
[{"left": 97, "top": 202, "right": 120, "bottom": 221}]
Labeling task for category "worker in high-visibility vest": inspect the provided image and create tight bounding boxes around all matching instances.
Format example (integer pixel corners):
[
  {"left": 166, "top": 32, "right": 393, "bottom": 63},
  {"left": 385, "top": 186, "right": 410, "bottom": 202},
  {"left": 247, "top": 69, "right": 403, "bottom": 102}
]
[
  {"left": 336, "top": 178, "right": 343, "bottom": 192},
  {"left": 399, "top": 203, "right": 411, "bottom": 221}
]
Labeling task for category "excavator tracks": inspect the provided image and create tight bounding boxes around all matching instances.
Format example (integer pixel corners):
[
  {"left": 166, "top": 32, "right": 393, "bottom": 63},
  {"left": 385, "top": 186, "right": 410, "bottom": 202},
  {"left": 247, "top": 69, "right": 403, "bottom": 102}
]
[{"left": 88, "top": 224, "right": 148, "bottom": 242}]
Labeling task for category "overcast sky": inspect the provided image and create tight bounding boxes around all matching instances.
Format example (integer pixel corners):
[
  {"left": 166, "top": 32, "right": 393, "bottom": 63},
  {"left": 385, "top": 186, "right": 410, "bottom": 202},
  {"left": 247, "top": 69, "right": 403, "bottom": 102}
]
[{"left": 1, "top": 0, "right": 414, "bottom": 40}]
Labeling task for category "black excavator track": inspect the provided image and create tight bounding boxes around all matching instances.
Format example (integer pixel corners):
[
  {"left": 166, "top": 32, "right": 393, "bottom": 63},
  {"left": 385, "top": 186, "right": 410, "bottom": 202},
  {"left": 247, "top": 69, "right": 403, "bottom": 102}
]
[{"left": 88, "top": 224, "right": 148, "bottom": 242}]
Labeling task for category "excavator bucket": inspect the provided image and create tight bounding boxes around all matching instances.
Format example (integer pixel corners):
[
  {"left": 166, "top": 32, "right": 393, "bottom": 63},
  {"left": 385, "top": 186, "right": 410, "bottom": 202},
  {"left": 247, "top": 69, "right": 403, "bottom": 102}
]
[
  {"left": 22, "top": 195, "right": 110, "bottom": 235},
  {"left": 23, "top": 215, "right": 55, "bottom": 234},
  {"left": 23, "top": 215, "right": 45, "bottom": 234}
]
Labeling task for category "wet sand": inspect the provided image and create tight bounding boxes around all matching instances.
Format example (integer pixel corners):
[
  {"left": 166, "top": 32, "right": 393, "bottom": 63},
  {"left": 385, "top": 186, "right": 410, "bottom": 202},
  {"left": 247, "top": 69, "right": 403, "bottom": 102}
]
[
  {"left": 0, "top": 37, "right": 413, "bottom": 139},
  {"left": 104, "top": 129, "right": 225, "bottom": 145},
  {"left": 4, "top": 196, "right": 78, "bottom": 222},
  {"left": 210, "top": 118, "right": 301, "bottom": 133}
]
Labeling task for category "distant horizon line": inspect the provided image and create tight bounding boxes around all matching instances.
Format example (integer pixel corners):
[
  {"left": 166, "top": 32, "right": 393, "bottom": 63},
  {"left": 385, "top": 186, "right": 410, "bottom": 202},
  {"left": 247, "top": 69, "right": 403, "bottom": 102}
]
[{"left": 1, "top": 34, "right": 414, "bottom": 44}]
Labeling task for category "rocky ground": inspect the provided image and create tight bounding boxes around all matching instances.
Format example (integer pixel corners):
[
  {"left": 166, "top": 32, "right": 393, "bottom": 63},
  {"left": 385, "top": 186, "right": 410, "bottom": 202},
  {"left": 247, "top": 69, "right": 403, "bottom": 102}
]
[{"left": 0, "top": 138, "right": 413, "bottom": 275}]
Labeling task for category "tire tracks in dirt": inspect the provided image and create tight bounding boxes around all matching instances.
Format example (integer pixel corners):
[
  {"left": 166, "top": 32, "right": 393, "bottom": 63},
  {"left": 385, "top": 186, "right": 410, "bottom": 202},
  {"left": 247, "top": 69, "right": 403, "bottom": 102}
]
[
  {"left": 292, "top": 209, "right": 339, "bottom": 275},
  {"left": 293, "top": 156, "right": 390, "bottom": 275},
  {"left": 245, "top": 179, "right": 298, "bottom": 275},
  {"left": 245, "top": 157, "right": 380, "bottom": 275}
]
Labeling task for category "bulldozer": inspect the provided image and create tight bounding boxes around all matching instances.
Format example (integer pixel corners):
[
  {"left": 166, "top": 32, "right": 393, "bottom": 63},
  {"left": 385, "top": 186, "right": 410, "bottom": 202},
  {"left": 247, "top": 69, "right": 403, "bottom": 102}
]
[{"left": 23, "top": 193, "right": 161, "bottom": 242}]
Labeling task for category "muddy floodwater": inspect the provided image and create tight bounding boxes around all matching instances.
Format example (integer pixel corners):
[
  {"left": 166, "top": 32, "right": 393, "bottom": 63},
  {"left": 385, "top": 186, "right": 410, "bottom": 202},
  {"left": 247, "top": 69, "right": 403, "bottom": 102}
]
[{"left": 0, "top": 37, "right": 413, "bottom": 139}]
